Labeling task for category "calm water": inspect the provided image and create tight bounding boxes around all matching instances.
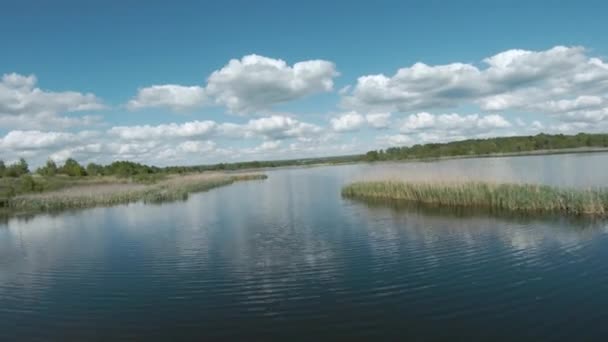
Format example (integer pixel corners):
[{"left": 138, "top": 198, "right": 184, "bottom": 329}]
[{"left": 2, "top": 153, "right": 608, "bottom": 340}]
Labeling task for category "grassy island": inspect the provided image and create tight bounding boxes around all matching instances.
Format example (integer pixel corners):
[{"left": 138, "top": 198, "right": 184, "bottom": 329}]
[
  {"left": 342, "top": 181, "right": 608, "bottom": 217},
  {"left": 2, "top": 173, "right": 266, "bottom": 215}
]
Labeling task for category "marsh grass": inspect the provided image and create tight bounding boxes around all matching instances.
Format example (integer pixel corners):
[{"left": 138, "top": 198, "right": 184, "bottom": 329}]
[
  {"left": 342, "top": 181, "right": 608, "bottom": 217},
  {"left": 7, "top": 173, "right": 267, "bottom": 214}
]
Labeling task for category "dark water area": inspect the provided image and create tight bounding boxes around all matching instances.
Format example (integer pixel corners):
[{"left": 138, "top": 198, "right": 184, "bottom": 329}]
[{"left": 2, "top": 153, "right": 608, "bottom": 340}]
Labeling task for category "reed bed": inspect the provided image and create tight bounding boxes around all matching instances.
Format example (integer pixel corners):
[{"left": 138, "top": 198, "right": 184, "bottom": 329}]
[
  {"left": 342, "top": 181, "right": 608, "bottom": 217},
  {"left": 8, "top": 173, "right": 267, "bottom": 213}
]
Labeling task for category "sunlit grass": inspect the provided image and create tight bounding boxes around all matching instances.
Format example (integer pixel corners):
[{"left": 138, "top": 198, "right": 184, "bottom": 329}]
[
  {"left": 6, "top": 173, "right": 267, "bottom": 213},
  {"left": 342, "top": 181, "right": 608, "bottom": 217}
]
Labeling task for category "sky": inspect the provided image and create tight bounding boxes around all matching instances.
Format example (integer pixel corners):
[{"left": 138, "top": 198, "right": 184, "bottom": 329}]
[{"left": 1, "top": 0, "right": 608, "bottom": 167}]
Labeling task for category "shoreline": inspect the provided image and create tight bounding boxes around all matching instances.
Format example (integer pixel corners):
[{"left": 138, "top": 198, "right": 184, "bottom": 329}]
[
  {"left": 224, "top": 147, "right": 608, "bottom": 173},
  {"left": 1, "top": 173, "right": 267, "bottom": 219}
]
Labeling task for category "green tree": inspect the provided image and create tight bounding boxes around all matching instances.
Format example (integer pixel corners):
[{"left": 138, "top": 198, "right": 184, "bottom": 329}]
[
  {"left": 5, "top": 158, "right": 29, "bottom": 177},
  {"left": 86, "top": 163, "right": 104, "bottom": 176},
  {"left": 365, "top": 150, "right": 380, "bottom": 161},
  {"left": 60, "top": 158, "right": 87, "bottom": 177},
  {"left": 37, "top": 159, "right": 58, "bottom": 176},
  {"left": 0, "top": 160, "right": 5, "bottom": 178},
  {"left": 19, "top": 174, "right": 43, "bottom": 192}
]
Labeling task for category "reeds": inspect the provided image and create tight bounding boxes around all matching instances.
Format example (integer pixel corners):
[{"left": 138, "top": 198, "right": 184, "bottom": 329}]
[
  {"left": 7, "top": 173, "right": 267, "bottom": 213},
  {"left": 342, "top": 181, "right": 608, "bottom": 217}
]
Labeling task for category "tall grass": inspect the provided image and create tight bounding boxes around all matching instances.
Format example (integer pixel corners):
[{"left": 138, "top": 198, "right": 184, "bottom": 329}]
[
  {"left": 7, "top": 173, "right": 267, "bottom": 213},
  {"left": 342, "top": 181, "right": 608, "bottom": 217}
]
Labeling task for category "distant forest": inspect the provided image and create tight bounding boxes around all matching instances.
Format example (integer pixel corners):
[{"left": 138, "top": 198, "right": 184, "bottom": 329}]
[
  {"left": 2, "top": 133, "right": 608, "bottom": 180},
  {"left": 362, "top": 133, "right": 608, "bottom": 161}
]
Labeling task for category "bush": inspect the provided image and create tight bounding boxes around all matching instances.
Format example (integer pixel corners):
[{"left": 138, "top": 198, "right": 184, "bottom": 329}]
[
  {"left": 60, "top": 158, "right": 87, "bottom": 177},
  {"left": 5, "top": 158, "right": 29, "bottom": 178},
  {"left": 37, "top": 159, "right": 58, "bottom": 176},
  {"left": 19, "top": 175, "right": 44, "bottom": 193},
  {"left": 86, "top": 163, "right": 104, "bottom": 176}
]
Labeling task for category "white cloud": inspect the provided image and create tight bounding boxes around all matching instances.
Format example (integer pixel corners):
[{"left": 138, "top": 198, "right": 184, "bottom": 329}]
[
  {"left": 400, "top": 112, "right": 436, "bottom": 131},
  {"left": 330, "top": 111, "right": 392, "bottom": 133},
  {"left": 49, "top": 143, "right": 104, "bottom": 163},
  {"left": 35, "top": 115, "right": 322, "bottom": 166},
  {"left": 126, "top": 54, "right": 338, "bottom": 114},
  {"left": 532, "top": 120, "right": 544, "bottom": 130},
  {"left": 0, "top": 130, "right": 78, "bottom": 151},
  {"left": 126, "top": 85, "right": 206, "bottom": 111},
  {"left": 400, "top": 112, "right": 511, "bottom": 133},
  {"left": 396, "top": 112, "right": 512, "bottom": 144},
  {"left": 176, "top": 140, "right": 216, "bottom": 153},
  {"left": 343, "top": 62, "right": 481, "bottom": 112},
  {"left": 365, "top": 112, "right": 391, "bottom": 128},
  {"left": 330, "top": 112, "right": 366, "bottom": 132},
  {"left": 109, "top": 115, "right": 322, "bottom": 145},
  {"left": 109, "top": 120, "right": 217, "bottom": 140},
  {"left": 7, "top": 47, "right": 608, "bottom": 167},
  {"left": 0, "top": 113, "right": 103, "bottom": 130},
  {"left": 377, "top": 134, "right": 414, "bottom": 146},
  {"left": 206, "top": 55, "right": 338, "bottom": 113},
  {"left": 0, "top": 130, "right": 100, "bottom": 154},
  {"left": 0, "top": 130, "right": 104, "bottom": 166},
  {"left": 250, "top": 140, "right": 281, "bottom": 153},
  {"left": 0, "top": 73, "right": 105, "bottom": 129},
  {"left": 227, "top": 115, "right": 323, "bottom": 140},
  {"left": 342, "top": 46, "right": 608, "bottom": 128},
  {"left": 532, "top": 96, "right": 604, "bottom": 114}
]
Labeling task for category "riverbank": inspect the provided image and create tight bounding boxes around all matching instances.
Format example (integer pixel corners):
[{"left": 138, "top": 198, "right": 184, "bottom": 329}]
[
  {"left": 230, "top": 146, "right": 608, "bottom": 174},
  {"left": 2, "top": 173, "right": 267, "bottom": 216},
  {"left": 342, "top": 181, "right": 608, "bottom": 217}
]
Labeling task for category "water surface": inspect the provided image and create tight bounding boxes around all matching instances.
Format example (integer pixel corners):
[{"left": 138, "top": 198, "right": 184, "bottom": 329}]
[{"left": 2, "top": 153, "right": 608, "bottom": 340}]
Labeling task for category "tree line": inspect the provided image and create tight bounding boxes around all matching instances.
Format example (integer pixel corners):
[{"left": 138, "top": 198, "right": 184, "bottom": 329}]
[
  {"left": 363, "top": 133, "right": 608, "bottom": 161},
  {"left": 0, "top": 155, "right": 353, "bottom": 179},
  {"left": 0, "top": 158, "right": 162, "bottom": 178}
]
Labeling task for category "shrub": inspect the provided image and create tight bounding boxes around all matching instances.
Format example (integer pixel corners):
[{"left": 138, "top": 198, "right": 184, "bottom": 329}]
[{"left": 60, "top": 158, "right": 87, "bottom": 177}]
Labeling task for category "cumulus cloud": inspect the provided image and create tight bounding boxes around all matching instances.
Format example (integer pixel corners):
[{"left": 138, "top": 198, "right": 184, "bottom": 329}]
[
  {"left": 223, "top": 115, "right": 323, "bottom": 140},
  {"left": 127, "top": 54, "right": 338, "bottom": 114},
  {"left": 330, "top": 112, "right": 366, "bottom": 132},
  {"left": 400, "top": 112, "right": 511, "bottom": 133},
  {"left": 0, "top": 130, "right": 101, "bottom": 153},
  {"left": 330, "top": 111, "right": 392, "bottom": 132},
  {"left": 109, "top": 120, "right": 217, "bottom": 140},
  {"left": 207, "top": 55, "right": 338, "bottom": 113},
  {"left": 395, "top": 112, "right": 512, "bottom": 144},
  {"left": 365, "top": 112, "right": 392, "bottom": 128},
  {"left": 377, "top": 134, "right": 414, "bottom": 147},
  {"left": 342, "top": 46, "right": 608, "bottom": 127},
  {"left": 0, "top": 112, "right": 326, "bottom": 167},
  {"left": 0, "top": 130, "right": 79, "bottom": 151},
  {"left": 248, "top": 140, "right": 282, "bottom": 154},
  {"left": 8, "top": 47, "right": 608, "bottom": 166},
  {"left": 1, "top": 115, "right": 323, "bottom": 166},
  {"left": 0, "top": 113, "right": 103, "bottom": 130},
  {"left": 0, "top": 130, "right": 103, "bottom": 165},
  {"left": 109, "top": 115, "right": 322, "bottom": 144},
  {"left": 0, "top": 73, "right": 105, "bottom": 129},
  {"left": 176, "top": 140, "right": 216, "bottom": 153},
  {"left": 127, "top": 85, "right": 206, "bottom": 111}
]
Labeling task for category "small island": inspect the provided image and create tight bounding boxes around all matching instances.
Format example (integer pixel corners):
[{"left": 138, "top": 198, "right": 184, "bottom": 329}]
[{"left": 342, "top": 181, "right": 608, "bottom": 217}]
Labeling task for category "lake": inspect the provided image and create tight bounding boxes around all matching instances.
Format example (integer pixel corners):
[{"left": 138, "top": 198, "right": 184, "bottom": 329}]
[{"left": 2, "top": 152, "right": 608, "bottom": 340}]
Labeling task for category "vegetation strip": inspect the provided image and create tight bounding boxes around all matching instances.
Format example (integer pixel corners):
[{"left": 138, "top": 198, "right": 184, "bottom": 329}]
[
  {"left": 342, "top": 181, "right": 608, "bottom": 217},
  {"left": 362, "top": 133, "right": 608, "bottom": 161},
  {"left": 5, "top": 174, "right": 266, "bottom": 213}
]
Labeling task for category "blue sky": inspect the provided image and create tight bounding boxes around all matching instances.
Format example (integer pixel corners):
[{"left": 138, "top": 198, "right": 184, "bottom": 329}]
[{"left": 1, "top": 0, "right": 608, "bottom": 166}]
